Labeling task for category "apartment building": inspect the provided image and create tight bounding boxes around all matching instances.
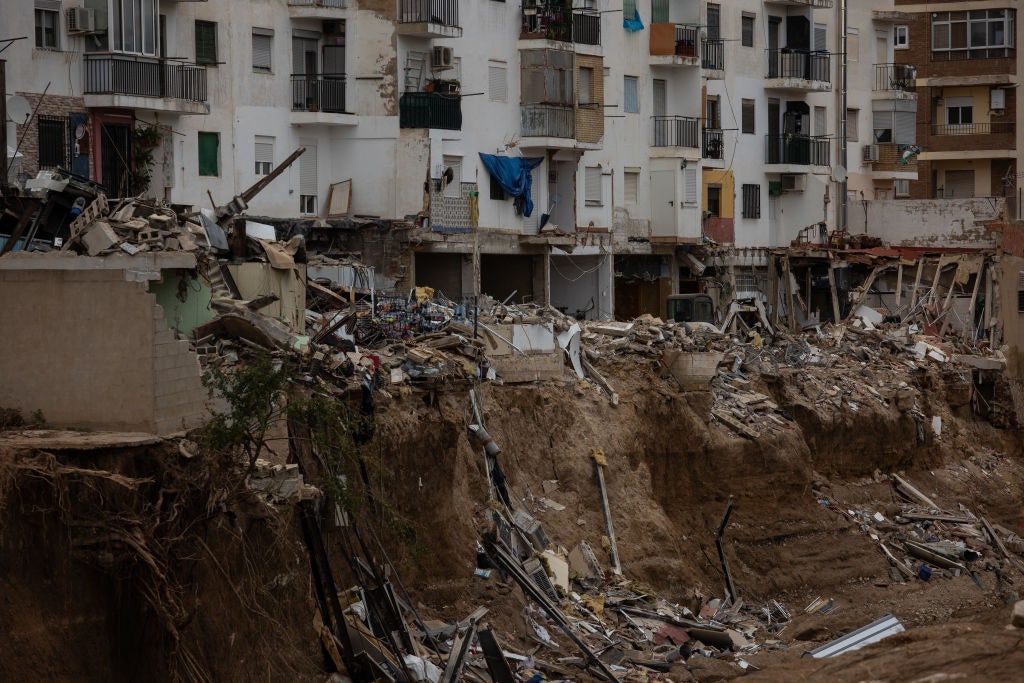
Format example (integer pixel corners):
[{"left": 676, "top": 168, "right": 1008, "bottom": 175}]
[
  {"left": 891, "top": 2, "right": 1018, "bottom": 209},
  {"left": 3, "top": 0, "right": 917, "bottom": 320}
]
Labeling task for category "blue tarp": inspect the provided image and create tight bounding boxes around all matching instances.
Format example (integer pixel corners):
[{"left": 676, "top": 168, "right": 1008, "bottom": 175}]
[
  {"left": 478, "top": 154, "right": 544, "bottom": 217},
  {"left": 623, "top": 9, "right": 644, "bottom": 32}
]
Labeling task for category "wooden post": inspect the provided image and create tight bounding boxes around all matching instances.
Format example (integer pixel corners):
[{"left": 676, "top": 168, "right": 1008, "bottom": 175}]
[
  {"left": 768, "top": 253, "right": 779, "bottom": 328},
  {"left": 966, "top": 261, "right": 985, "bottom": 337},
  {"left": 590, "top": 448, "right": 621, "bottom": 575},
  {"left": 909, "top": 258, "right": 925, "bottom": 313},
  {"left": 783, "top": 256, "right": 798, "bottom": 331},
  {"left": 895, "top": 263, "right": 904, "bottom": 309},
  {"left": 827, "top": 261, "right": 841, "bottom": 323}
]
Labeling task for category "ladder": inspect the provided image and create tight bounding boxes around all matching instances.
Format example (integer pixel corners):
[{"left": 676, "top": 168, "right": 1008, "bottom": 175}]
[{"left": 404, "top": 51, "right": 426, "bottom": 92}]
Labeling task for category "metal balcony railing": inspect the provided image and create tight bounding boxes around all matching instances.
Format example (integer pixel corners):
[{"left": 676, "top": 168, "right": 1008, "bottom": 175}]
[
  {"left": 874, "top": 63, "right": 917, "bottom": 92},
  {"left": 521, "top": 3, "right": 600, "bottom": 45},
  {"left": 288, "top": 0, "right": 345, "bottom": 7},
  {"left": 674, "top": 25, "right": 699, "bottom": 58},
  {"left": 400, "top": 92, "right": 462, "bottom": 130},
  {"left": 653, "top": 116, "right": 700, "bottom": 148},
  {"left": 83, "top": 54, "right": 207, "bottom": 102},
  {"left": 702, "top": 128, "right": 724, "bottom": 159},
  {"left": 291, "top": 73, "right": 347, "bottom": 113},
  {"left": 765, "top": 134, "right": 830, "bottom": 165},
  {"left": 400, "top": 0, "right": 459, "bottom": 27},
  {"left": 702, "top": 39, "right": 724, "bottom": 70},
  {"left": 931, "top": 122, "right": 1014, "bottom": 135},
  {"left": 521, "top": 104, "right": 575, "bottom": 138},
  {"left": 766, "top": 49, "right": 831, "bottom": 83}
]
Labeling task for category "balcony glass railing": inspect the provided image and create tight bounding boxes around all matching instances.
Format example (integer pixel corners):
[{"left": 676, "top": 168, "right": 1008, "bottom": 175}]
[
  {"left": 400, "top": 0, "right": 459, "bottom": 27},
  {"left": 291, "top": 73, "right": 347, "bottom": 113},
  {"left": 874, "top": 63, "right": 917, "bottom": 92},
  {"left": 766, "top": 49, "right": 831, "bottom": 83},
  {"left": 765, "top": 134, "right": 830, "bottom": 165},
  {"left": 83, "top": 54, "right": 207, "bottom": 102},
  {"left": 931, "top": 122, "right": 1013, "bottom": 135},
  {"left": 400, "top": 92, "right": 462, "bottom": 130},
  {"left": 653, "top": 116, "right": 700, "bottom": 148}
]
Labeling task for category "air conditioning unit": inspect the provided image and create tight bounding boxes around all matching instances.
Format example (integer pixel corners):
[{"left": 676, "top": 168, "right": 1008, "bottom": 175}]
[
  {"left": 862, "top": 144, "right": 880, "bottom": 163},
  {"left": 65, "top": 7, "right": 96, "bottom": 34},
  {"left": 431, "top": 46, "right": 453, "bottom": 70},
  {"left": 781, "top": 174, "right": 806, "bottom": 193}
]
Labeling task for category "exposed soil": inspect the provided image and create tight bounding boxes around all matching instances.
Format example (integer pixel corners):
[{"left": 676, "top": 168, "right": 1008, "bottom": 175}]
[{"left": 1, "top": 353, "right": 1023, "bottom": 682}]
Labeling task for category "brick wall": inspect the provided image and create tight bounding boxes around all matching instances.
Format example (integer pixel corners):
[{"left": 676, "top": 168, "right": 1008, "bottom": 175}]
[
  {"left": 576, "top": 54, "right": 604, "bottom": 144},
  {"left": 12, "top": 92, "right": 87, "bottom": 178},
  {"left": 915, "top": 86, "right": 1016, "bottom": 155},
  {"left": 895, "top": 11, "right": 1016, "bottom": 80}
]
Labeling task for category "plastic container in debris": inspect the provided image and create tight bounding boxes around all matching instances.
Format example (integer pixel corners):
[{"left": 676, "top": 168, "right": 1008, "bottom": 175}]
[{"left": 917, "top": 564, "right": 932, "bottom": 581}]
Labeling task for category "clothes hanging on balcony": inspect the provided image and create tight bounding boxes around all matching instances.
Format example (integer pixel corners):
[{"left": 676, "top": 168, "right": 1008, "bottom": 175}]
[
  {"left": 478, "top": 154, "right": 544, "bottom": 217},
  {"left": 623, "top": 9, "right": 644, "bottom": 32}
]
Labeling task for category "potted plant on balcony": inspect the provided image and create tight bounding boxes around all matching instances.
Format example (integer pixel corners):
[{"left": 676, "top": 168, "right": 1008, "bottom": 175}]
[{"left": 426, "top": 78, "right": 460, "bottom": 95}]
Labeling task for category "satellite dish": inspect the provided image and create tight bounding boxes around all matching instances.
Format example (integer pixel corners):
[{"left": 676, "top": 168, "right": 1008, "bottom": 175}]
[
  {"left": 6, "top": 96, "right": 31, "bottom": 125},
  {"left": 832, "top": 164, "right": 847, "bottom": 184},
  {"left": 75, "top": 123, "right": 88, "bottom": 140}
]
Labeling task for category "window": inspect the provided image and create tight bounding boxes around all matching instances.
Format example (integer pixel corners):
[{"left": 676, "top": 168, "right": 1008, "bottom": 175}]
[
  {"left": 741, "top": 99, "right": 755, "bottom": 134},
  {"left": 623, "top": 76, "right": 639, "bottom": 113},
  {"left": 252, "top": 28, "right": 273, "bottom": 73},
  {"left": 741, "top": 13, "right": 755, "bottom": 48},
  {"left": 195, "top": 20, "right": 218, "bottom": 66},
  {"left": 521, "top": 48, "right": 574, "bottom": 105},
  {"left": 814, "top": 106, "right": 827, "bottom": 136},
  {"left": 873, "top": 105, "right": 916, "bottom": 144},
  {"left": 489, "top": 173, "right": 506, "bottom": 200},
  {"left": 848, "top": 28, "right": 859, "bottom": 62},
  {"left": 585, "top": 166, "right": 602, "bottom": 205},
  {"left": 624, "top": 169, "right": 639, "bottom": 204},
  {"left": 894, "top": 179, "right": 910, "bottom": 197},
  {"left": 707, "top": 3, "right": 721, "bottom": 41},
  {"left": 623, "top": 0, "right": 636, "bottom": 19},
  {"left": 684, "top": 168, "right": 698, "bottom": 204},
  {"left": 706, "top": 185, "right": 721, "bottom": 218},
  {"left": 814, "top": 23, "right": 827, "bottom": 52},
  {"left": 603, "top": 66, "right": 610, "bottom": 106},
  {"left": 705, "top": 96, "right": 720, "bottom": 128},
  {"left": 300, "top": 143, "right": 318, "bottom": 214},
  {"left": 946, "top": 97, "right": 973, "bottom": 126},
  {"left": 1018, "top": 270, "right": 1024, "bottom": 312},
  {"left": 741, "top": 184, "right": 760, "bottom": 219},
  {"left": 651, "top": 0, "right": 668, "bottom": 24},
  {"left": 35, "top": 3, "right": 59, "bottom": 50},
  {"left": 895, "top": 25, "right": 909, "bottom": 49},
  {"left": 300, "top": 195, "right": 317, "bottom": 214},
  {"left": 488, "top": 62, "right": 507, "bottom": 102},
  {"left": 578, "top": 67, "right": 593, "bottom": 105},
  {"left": 847, "top": 108, "right": 859, "bottom": 141},
  {"left": 442, "top": 156, "right": 462, "bottom": 199},
  {"left": 112, "top": 0, "right": 158, "bottom": 55},
  {"left": 932, "top": 10, "right": 1014, "bottom": 59},
  {"left": 254, "top": 135, "right": 274, "bottom": 175},
  {"left": 198, "top": 132, "right": 219, "bottom": 176},
  {"left": 37, "top": 115, "right": 68, "bottom": 169}
]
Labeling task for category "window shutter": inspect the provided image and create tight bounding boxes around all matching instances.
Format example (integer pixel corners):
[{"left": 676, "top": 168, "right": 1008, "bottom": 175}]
[
  {"left": 253, "top": 31, "right": 272, "bottom": 72},
  {"left": 198, "top": 132, "right": 219, "bottom": 176},
  {"left": 488, "top": 64, "right": 507, "bottom": 102},
  {"left": 300, "top": 144, "right": 318, "bottom": 196},
  {"left": 585, "top": 166, "right": 602, "bottom": 204},
  {"left": 579, "top": 67, "right": 592, "bottom": 105},
  {"left": 684, "top": 168, "right": 697, "bottom": 203},
  {"left": 847, "top": 109, "right": 859, "bottom": 141},
  {"left": 624, "top": 170, "right": 639, "bottom": 203},
  {"left": 255, "top": 136, "right": 274, "bottom": 164},
  {"left": 196, "top": 21, "right": 217, "bottom": 65},
  {"left": 624, "top": 76, "right": 638, "bottom": 113},
  {"left": 848, "top": 28, "right": 859, "bottom": 62},
  {"left": 741, "top": 100, "right": 755, "bottom": 134},
  {"left": 742, "top": 184, "right": 761, "bottom": 219},
  {"left": 814, "top": 106, "right": 827, "bottom": 136},
  {"left": 814, "top": 24, "right": 826, "bottom": 51},
  {"left": 894, "top": 111, "right": 916, "bottom": 144}
]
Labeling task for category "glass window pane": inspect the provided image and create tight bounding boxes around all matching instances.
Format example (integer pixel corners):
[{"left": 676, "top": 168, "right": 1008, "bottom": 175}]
[
  {"left": 951, "top": 22, "right": 968, "bottom": 49},
  {"left": 933, "top": 23, "right": 950, "bottom": 50}
]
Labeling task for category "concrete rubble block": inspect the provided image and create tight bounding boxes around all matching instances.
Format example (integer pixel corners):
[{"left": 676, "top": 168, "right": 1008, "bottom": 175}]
[
  {"left": 82, "top": 221, "right": 120, "bottom": 256},
  {"left": 1013, "top": 600, "right": 1024, "bottom": 628},
  {"left": 148, "top": 213, "right": 175, "bottom": 230}
]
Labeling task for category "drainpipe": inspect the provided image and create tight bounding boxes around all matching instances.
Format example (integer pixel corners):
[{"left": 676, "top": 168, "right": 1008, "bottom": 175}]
[{"left": 838, "top": 0, "right": 848, "bottom": 232}]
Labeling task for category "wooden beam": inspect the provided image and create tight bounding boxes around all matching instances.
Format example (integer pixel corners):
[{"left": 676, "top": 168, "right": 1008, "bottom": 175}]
[
  {"left": 827, "top": 261, "right": 841, "bottom": 324},
  {"left": 909, "top": 258, "right": 925, "bottom": 314},
  {"left": 895, "top": 263, "right": 904, "bottom": 308},
  {"left": 783, "top": 256, "right": 798, "bottom": 331},
  {"left": 590, "top": 448, "right": 621, "bottom": 575}
]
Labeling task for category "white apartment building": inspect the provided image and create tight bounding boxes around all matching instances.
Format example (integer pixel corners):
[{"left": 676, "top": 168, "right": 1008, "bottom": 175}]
[{"left": 3, "top": 0, "right": 913, "bottom": 320}]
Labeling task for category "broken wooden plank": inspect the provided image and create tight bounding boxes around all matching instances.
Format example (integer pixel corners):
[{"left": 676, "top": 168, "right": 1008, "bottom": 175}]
[
  {"left": 590, "top": 448, "right": 621, "bottom": 576},
  {"left": 892, "top": 474, "right": 942, "bottom": 511}
]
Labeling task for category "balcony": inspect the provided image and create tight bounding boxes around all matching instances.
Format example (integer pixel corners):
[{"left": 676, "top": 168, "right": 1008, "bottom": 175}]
[
  {"left": 520, "top": 3, "right": 600, "bottom": 47},
  {"left": 652, "top": 116, "right": 699, "bottom": 148},
  {"left": 290, "top": 74, "right": 356, "bottom": 125},
  {"left": 398, "top": 0, "right": 461, "bottom": 38},
  {"left": 702, "top": 39, "right": 725, "bottom": 73},
  {"left": 287, "top": 0, "right": 347, "bottom": 17},
  {"left": 765, "top": 134, "right": 830, "bottom": 168},
  {"left": 83, "top": 54, "right": 208, "bottom": 114},
  {"left": 765, "top": 50, "right": 831, "bottom": 91},
  {"left": 702, "top": 128, "right": 724, "bottom": 160},
  {"left": 399, "top": 92, "right": 462, "bottom": 130},
  {"left": 520, "top": 104, "right": 577, "bottom": 147},
  {"left": 768, "top": 0, "right": 832, "bottom": 7},
  {"left": 863, "top": 142, "right": 919, "bottom": 177},
  {"left": 649, "top": 24, "right": 700, "bottom": 66},
  {"left": 931, "top": 122, "right": 1013, "bottom": 136},
  {"left": 874, "top": 63, "right": 917, "bottom": 100}
]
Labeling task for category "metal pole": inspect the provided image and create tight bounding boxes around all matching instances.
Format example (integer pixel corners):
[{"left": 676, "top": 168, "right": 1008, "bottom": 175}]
[
  {"left": 838, "top": 0, "right": 848, "bottom": 231},
  {"left": 1, "top": 60, "right": 7, "bottom": 188}
]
